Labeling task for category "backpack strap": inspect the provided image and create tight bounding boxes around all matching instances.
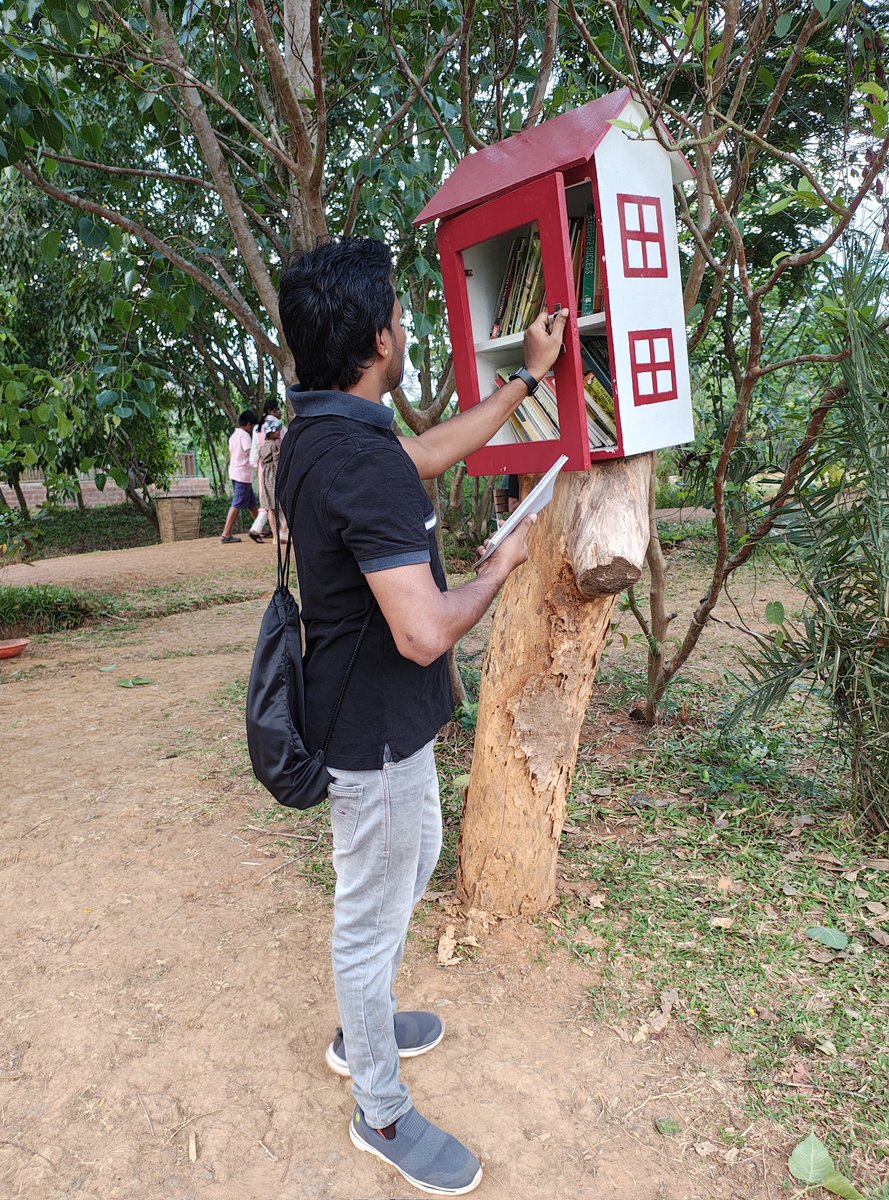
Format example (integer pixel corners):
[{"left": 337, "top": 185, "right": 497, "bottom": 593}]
[
  {"left": 274, "top": 432, "right": 375, "bottom": 761},
  {"left": 274, "top": 438, "right": 339, "bottom": 591}
]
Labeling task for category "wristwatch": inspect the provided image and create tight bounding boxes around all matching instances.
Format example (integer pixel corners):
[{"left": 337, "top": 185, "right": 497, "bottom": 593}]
[{"left": 508, "top": 366, "right": 540, "bottom": 396}]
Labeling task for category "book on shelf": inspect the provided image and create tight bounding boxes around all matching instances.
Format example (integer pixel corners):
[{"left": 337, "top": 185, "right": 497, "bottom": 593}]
[
  {"left": 580, "top": 203, "right": 601, "bottom": 317},
  {"left": 581, "top": 338, "right": 613, "bottom": 390},
  {"left": 488, "top": 215, "right": 592, "bottom": 340},
  {"left": 490, "top": 237, "right": 520, "bottom": 339},
  {"left": 496, "top": 366, "right": 616, "bottom": 451}
]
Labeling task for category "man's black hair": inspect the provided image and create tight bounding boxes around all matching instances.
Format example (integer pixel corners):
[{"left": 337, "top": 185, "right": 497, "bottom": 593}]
[
  {"left": 262, "top": 397, "right": 280, "bottom": 415},
  {"left": 238, "top": 410, "right": 259, "bottom": 427},
  {"left": 278, "top": 238, "right": 395, "bottom": 391}
]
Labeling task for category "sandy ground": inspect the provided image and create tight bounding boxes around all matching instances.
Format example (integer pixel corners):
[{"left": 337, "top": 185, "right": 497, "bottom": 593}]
[{"left": 1, "top": 536, "right": 792, "bottom": 1199}]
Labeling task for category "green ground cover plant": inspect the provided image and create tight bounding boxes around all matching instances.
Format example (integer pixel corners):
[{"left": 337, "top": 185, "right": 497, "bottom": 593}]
[
  {"left": 0, "top": 582, "right": 113, "bottom": 636},
  {"left": 27, "top": 497, "right": 235, "bottom": 558},
  {"left": 0, "top": 575, "right": 266, "bottom": 637},
  {"left": 550, "top": 669, "right": 889, "bottom": 1186}
]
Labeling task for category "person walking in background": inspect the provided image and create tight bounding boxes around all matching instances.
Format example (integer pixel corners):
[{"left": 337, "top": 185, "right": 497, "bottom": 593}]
[
  {"left": 249, "top": 416, "right": 284, "bottom": 544},
  {"left": 248, "top": 399, "right": 287, "bottom": 541},
  {"left": 219, "top": 410, "right": 259, "bottom": 544}
]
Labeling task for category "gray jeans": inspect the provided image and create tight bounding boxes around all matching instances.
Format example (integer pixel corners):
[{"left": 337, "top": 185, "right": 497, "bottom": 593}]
[{"left": 327, "top": 739, "right": 442, "bottom": 1127}]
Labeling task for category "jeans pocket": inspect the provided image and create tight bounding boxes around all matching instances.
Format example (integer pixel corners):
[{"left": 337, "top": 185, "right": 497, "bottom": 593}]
[{"left": 328, "top": 783, "right": 364, "bottom": 852}]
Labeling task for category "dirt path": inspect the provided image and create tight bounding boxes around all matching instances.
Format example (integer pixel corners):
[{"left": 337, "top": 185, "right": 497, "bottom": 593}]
[{"left": 1, "top": 540, "right": 788, "bottom": 1199}]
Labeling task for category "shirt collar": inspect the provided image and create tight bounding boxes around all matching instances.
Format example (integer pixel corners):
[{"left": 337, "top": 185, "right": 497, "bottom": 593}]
[{"left": 286, "top": 386, "right": 394, "bottom": 431}]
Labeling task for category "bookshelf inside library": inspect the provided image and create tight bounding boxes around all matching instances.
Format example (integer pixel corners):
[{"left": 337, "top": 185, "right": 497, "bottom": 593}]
[{"left": 456, "top": 173, "right": 617, "bottom": 462}]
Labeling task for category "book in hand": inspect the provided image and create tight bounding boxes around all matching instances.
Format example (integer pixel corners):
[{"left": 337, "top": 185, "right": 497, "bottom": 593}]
[{"left": 475, "top": 454, "right": 569, "bottom": 567}]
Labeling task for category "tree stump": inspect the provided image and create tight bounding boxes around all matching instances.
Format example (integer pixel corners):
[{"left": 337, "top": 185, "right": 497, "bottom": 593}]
[{"left": 456, "top": 454, "right": 653, "bottom": 916}]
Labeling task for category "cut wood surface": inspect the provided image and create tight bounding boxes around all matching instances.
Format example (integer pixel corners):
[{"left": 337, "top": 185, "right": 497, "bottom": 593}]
[{"left": 458, "top": 454, "right": 653, "bottom": 916}]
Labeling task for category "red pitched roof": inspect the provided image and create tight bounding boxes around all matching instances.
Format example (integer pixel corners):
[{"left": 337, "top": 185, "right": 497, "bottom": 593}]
[{"left": 414, "top": 88, "right": 692, "bottom": 227}]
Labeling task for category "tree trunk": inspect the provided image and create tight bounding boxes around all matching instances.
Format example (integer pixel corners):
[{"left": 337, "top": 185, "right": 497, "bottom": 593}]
[
  {"left": 11, "top": 476, "right": 30, "bottom": 520},
  {"left": 457, "top": 455, "right": 653, "bottom": 916}
]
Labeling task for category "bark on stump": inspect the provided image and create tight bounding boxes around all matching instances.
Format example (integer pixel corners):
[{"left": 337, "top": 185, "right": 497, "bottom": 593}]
[{"left": 456, "top": 454, "right": 653, "bottom": 916}]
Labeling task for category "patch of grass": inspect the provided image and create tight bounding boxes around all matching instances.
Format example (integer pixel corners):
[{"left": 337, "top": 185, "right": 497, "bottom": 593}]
[
  {"left": 556, "top": 685, "right": 889, "bottom": 1183},
  {"left": 118, "top": 578, "right": 266, "bottom": 621},
  {"left": 0, "top": 583, "right": 115, "bottom": 636},
  {"left": 33, "top": 496, "right": 235, "bottom": 559},
  {"left": 35, "top": 502, "right": 160, "bottom": 556}
]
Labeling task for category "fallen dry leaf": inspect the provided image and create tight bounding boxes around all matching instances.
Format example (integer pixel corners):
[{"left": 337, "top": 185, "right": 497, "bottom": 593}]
[
  {"left": 866, "top": 859, "right": 889, "bottom": 871},
  {"left": 586, "top": 892, "right": 607, "bottom": 909},
  {"left": 710, "top": 916, "right": 734, "bottom": 930},
  {"left": 694, "top": 1141, "right": 719, "bottom": 1157},
  {"left": 755, "top": 1006, "right": 780, "bottom": 1023},
  {"left": 864, "top": 901, "right": 888, "bottom": 918},
  {"left": 789, "top": 1060, "right": 815, "bottom": 1095},
  {"left": 868, "top": 928, "right": 889, "bottom": 948},
  {"left": 807, "top": 949, "right": 841, "bottom": 964},
  {"left": 437, "top": 925, "right": 461, "bottom": 967}
]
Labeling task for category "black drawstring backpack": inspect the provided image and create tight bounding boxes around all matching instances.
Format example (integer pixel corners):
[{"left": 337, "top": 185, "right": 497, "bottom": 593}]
[{"left": 245, "top": 444, "right": 372, "bottom": 809}]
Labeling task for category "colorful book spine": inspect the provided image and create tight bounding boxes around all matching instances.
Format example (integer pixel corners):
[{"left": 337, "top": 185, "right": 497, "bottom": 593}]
[
  {"left": 580, "top": 204, "right": 599, "bottom": 317},
  {"left": 490, "top": 238, "right": 520, "bottom": 338}
]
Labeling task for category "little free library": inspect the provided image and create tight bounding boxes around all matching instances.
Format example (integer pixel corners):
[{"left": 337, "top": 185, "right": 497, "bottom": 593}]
[{"left": 415, "top": 87, "right": 695, "bottom": 477}]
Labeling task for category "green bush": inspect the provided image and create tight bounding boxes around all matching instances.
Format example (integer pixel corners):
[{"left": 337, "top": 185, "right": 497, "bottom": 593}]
[{"left": 0, "top": 583, "right": 113, "bottom": 636}]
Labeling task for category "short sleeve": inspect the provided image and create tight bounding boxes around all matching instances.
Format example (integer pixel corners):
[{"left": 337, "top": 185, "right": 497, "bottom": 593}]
[{"left": 327, "top": 447, "right": 431, "bottom": 574}]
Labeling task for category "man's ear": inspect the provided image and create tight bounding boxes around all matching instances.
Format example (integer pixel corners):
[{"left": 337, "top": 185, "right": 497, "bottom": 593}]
[{"left": 374, "top": 326, "right": 391, "bottom": 359}]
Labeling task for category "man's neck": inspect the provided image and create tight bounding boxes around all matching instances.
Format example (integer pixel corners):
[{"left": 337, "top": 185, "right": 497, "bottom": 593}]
[{"left": 346, "top": 368, "right": 386, "bottom": 405}]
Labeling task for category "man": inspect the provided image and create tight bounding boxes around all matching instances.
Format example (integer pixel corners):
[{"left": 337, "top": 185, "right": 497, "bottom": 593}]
[
  {"left": 276, "top": 237, "right": 568, "bottom": 1196},
  {"left": 220, "top": 410, "right": 259, "bottom": 544}
]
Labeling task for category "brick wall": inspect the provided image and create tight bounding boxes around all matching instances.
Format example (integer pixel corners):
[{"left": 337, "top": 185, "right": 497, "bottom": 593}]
[{"left": 2, "top": 462, "right": 213, "bottom": 511}]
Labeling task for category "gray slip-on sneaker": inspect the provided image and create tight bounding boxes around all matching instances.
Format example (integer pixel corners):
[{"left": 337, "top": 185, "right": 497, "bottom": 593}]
[
  {"left": 325, "top": 1010, "right": 445, "bottom": 1077},
  {"left": 349, "top": 1105, "right": 482, "bottom": 1196}
]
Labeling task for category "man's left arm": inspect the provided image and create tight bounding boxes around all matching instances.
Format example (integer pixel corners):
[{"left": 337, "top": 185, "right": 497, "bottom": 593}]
[{"left": 398, "top": 306, "right": 569, "bottom": 481}]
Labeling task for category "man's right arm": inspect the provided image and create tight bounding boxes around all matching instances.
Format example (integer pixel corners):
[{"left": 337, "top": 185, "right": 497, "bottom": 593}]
[{"left": 363, "top": 517, "right": 535, "bottom": 666}]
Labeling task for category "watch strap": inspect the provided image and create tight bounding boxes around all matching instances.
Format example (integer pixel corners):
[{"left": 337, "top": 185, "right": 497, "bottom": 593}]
[{"left": 508, "top": 366, "right": 540, "bottom": 396}]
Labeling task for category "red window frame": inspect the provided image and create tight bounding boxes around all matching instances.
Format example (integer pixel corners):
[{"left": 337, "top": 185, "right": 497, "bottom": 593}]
[
  {"left": 617, "top": 194, "right": 667, "bottom": 278},
  {"left": 628, "top": 328, "right": 677, "bottom": 406}
]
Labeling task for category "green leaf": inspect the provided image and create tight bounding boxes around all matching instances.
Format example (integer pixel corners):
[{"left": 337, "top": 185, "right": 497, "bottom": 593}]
[
  {"left": 78, "top": 216, "right": 106, "bottom": 249},
  {"left": 806, "top": 926, "right": 849, "bottom": 950},
  {"left": 40, "top": 229, "right": 62, "bottom": 264},
  {"left": 820, "top": 1169, "right": 867, "bottom": 1200},
  {"left": 775, "top": 12, "right": 793, "bottom": 36},
  {"left": 858, "top": 81, "right": 888, "bottom": 101},
  {"left": 814, "top": 0, "right": 831, "bottom": 15},
  {"left": 789, "top": 1132, "right": 834, "bottom": 1184},
  {"left": 117, "top": 676, "right": 151, "bottom": 688},
  {"left": 655, "top": 1117, "right": 681, "bottom": 1136},
  {"left": 765, "top": 600, "right": 785, "bottom": 625},
  {"left": 608, "top": 118, "right": 640, "bottom": 132},
  {"left": 98, "top": 664, "right": 117, "bottom": 671}
]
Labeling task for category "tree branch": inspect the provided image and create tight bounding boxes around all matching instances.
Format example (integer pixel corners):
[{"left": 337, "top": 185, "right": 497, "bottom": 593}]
[{"left": 15, "top": 159, "right": 283, "bottom": 367}]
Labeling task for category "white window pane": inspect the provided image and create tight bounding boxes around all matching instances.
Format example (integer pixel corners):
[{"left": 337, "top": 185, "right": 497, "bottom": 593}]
[
  {"left": 647, "top": 242, "right": 662, "bottom": 270},
  {"left": 656, "top": 369, "right": 674, "bottom": 393},
  {"left": 623, "top": 203, "right": 641, "bottom": 231},
  {"left": 642, "top": 203, "right": 660, "bottom": 233},
  {"left": 654, "top": 338, "right": 670, "bottom": 362},
  {"left": 637, "top": 371, "right": 654, "bottom": 395},
  {"left": 627, "top": 240, "right": 644, "bottom": 269},
  {"left": 633, "top": 338, "right": 651, "bottom": 364}
]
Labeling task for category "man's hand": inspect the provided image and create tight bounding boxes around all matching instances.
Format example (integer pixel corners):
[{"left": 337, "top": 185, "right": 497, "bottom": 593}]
[
  {"left": 523, "top": 305, "right": 570, "bottom": 381},
  {"left": 475, "top": 514, "right": 536, "bottom": 580}
]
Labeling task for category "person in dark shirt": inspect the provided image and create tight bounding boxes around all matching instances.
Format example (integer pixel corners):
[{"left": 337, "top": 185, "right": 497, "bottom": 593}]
[{"left": 276, "top": 237, "right": 567, "bottom": 1196}]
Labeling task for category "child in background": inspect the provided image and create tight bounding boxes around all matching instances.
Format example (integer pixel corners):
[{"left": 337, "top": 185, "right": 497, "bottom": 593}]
[{"left": 249, "top": 417, "right": 285, "bottom": 545}]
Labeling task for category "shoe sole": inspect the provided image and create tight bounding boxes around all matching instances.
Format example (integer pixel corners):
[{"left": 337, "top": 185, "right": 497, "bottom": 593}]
[
  {"left": 325, "top": 1021, "right": 446, "bottom": 1078},
  {"left": 349, "top": 1119, "right": 482, "bottom": 1196}
]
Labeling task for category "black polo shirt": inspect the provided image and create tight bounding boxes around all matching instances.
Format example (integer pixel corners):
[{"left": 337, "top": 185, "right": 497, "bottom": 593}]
[{"left": 276, "top": 388, "right": 454, "bottom": 770}]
